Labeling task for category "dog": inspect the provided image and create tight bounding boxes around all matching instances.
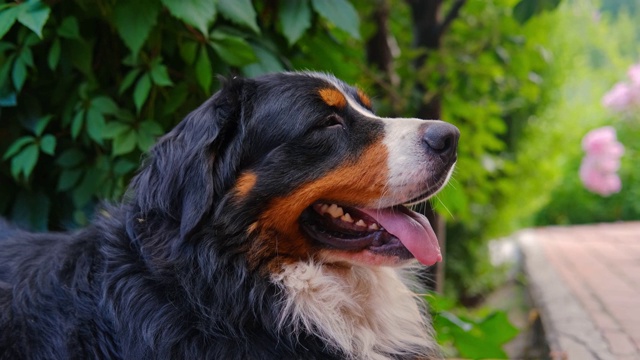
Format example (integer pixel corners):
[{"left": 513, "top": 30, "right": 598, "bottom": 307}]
[{"left": 0, "top": 72, "right": 459, "bottom": 359}]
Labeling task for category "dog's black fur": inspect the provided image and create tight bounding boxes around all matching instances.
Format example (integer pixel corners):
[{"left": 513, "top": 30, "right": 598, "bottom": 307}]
[
  {"left": 0, "top": 74, "right": 365, "bottom": 359},
  {"left": 0, "top": 72, "right": 450, "bottom": 359}
]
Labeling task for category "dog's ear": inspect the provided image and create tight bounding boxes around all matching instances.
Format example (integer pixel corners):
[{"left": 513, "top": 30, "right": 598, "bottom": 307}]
[{"left": 129, "top": 76, "right": 250, "bottom": 240}]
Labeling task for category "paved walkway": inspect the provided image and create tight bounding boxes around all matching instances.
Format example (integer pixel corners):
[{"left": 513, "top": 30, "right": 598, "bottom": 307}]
[{"left": 519, "top": 222, "right": 640, "bottom": 360}]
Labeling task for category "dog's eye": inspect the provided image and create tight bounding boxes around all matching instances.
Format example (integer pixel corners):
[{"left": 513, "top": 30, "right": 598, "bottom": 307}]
[{"left": 318, "top": 114, "right": 345, "bottom": 129}]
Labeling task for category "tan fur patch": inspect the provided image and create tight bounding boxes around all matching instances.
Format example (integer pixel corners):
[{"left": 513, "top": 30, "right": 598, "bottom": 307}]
[
  {"left": 246, "top": 142, "right": 388, "bottom": 269},
  {"left": 357, "top": 88, "right": 372, "bottom": 109},
  {"left": 235, "top": 172, "right": 257, "bottom": 198},
  {"left": 319, "top": 88, "right": 347, "bottom": 109}
]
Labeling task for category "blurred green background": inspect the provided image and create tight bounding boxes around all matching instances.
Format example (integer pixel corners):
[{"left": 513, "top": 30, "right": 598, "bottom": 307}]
[{"left": 1, "top": 0, "right": 639, "bottom": 357}]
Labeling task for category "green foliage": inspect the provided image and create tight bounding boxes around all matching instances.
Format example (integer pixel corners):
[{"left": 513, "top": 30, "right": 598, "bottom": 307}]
[
  {"left": 513, "top": 0, "right": 561, "bottom": 24},
  {"left": 278, "top": 0, "right": 312, "bottom": 46},
  {"left": 524, "top": 1, "right": 640, "bottom": 226},
  {"left": 535, "top": 125, "right": 640, "bottom": 224},
  {"left": 429, "top": 293, "right": 519, "bottom": 358},
  {"left": 0, "top": 0, "right": 364, "bottom": 230}
]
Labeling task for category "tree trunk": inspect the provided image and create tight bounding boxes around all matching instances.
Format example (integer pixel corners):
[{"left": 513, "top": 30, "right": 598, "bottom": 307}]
[{"left": 407, "top": 0, "right": 466, "bottom": 292}]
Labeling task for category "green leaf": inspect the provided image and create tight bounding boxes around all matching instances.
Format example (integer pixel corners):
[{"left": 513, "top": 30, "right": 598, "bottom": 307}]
[
  {"left": 3, "top": 136, "right": 34, "bottom": 160},
  {"left": 242, "top": 44, "right": 284, "bottom": 77},
  {"left": 119, "top": 68, "right": 142, "bottom": 95},
  {"left": 0, "top": 41, "right": 16, "bottom": 53},
  {"left": 39, "top": 134, "right": 56, "bottom": 155},
  {"left": 139, "top": 120, "right": 164, "bottom": 135},
  {"left": 112, "top": 129, "right": 137, "bottom": 155},
  {"left": 513, "top": 0, "right": 561, "bottom": 24},
  {"left": 136, "top": 120, "right": 163, "bottom": 151},
  {"left": 57, "top": 168, "right": 82, "bottom": 191},
  {"left": 0, "top": 5, "right": 20, "bottom": 40},
  {"left": 133, "top": 73, "right": 152, "bottom": 113},
  {"left": 179, "top": 41, "right": 198, "bottom": 64},
  {"left": 311, "top": 0, "right": 360, "bottom": 39},
  {"left": 57, "top": 16, "right": 80, "bottom": 39},
  {"left": 12, "top": 143, "right": 39, "bottom": 178},
  {"left": 23, "top": 32, "right": 40, "bottom": 46},
  {"left": 161, "top": 0, "right": 217, "bottom": 35},
  {"left": 103, "top": 121, "right": 131, "bottom": 139},
  {"left": 217, "top": 0, "right": 260, "bottom": 34},
  {"left": 476, "top": 312, "right": 520, "bottom": 344},
  {"left": 210, "top": 31, "right": 257, "bottom": 66},
  {"left": 48, "top": 37, "right": 61, "bottom": 70},
  {"left": 16, "top": 0, "right": 51, "bottom": 38},
  {"left": 56, "top": 148, "right": 86, "bottom": 167},
  {"left": 33, "top": 114, "right": 52, "bottom": 136},
  {"left": 71, "top": 109, "right": 85, "bottom": 139},
  {"left": 162, "top": 82, "right": 188, "bottom": 115},
  {"left": 278, "top": 0, "right": 312, "bottom": 45},
  {"left": 195, "top": 46, "right": 212, "bottom": 93},
  {"left": 72, "top": 169, "right": 100, "bottom": 207},
  {"left": 12, "top": 56, "right": 27, "bottom": 91},
  {"left": 136, "top": 130, "right": 157, "bottom": 152},
  {"left": 150, "top": 63, "right": 173, "bottom": 86},
  {"left": 19, "top": 46, "right": 34, "bottom": 67},
  {"left": 112, "top": 0, "right": 161, "bottom": 55},
  {"left": 92, "top": 96, "right": 119, "bottom": 115},
  {"left": 113, "top": 159, "right": 137, "bottom": 175},
  {"left": 67, "top": 38, "right": 93, "bottom": 74},
  {"left": 86, "top": 107, "right": 106, "bottom": 144}
]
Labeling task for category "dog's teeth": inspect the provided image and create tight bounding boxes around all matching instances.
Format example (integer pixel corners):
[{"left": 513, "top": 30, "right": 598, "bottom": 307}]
[
  {"left": 327, "top": 204, "right": 344, "bottom": 218},
  {"left": 355, "top": 219, "right": 366, "bottom": 227},
  {"left": 320, "top": 204, "right": 329, "bottom": 213},
  {"left": 369, "top": 223, "right": 379, "bottom": 230},
  {"left": 341, "top": 213, "right": 354, "bottom": 223}
]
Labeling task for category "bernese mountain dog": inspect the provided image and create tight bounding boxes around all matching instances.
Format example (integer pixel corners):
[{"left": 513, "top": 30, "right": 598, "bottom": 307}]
[{"left": 0, "top": 72, "right": 459, "bottom": 359}]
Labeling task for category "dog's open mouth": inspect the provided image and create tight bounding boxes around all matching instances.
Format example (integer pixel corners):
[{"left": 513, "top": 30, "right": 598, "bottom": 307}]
[{"left": 299, "top": 202, "right": 442, "bottom": 266}]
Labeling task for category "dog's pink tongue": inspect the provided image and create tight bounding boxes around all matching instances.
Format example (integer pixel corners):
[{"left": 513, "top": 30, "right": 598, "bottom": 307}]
[{"left": 362, "top": 207, "right": 442, "bottom": 266}]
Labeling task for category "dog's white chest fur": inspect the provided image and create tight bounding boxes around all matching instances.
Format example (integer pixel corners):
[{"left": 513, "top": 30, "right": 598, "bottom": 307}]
[{"left": 272, "top": 261, "right": 438, "bottom": 359}]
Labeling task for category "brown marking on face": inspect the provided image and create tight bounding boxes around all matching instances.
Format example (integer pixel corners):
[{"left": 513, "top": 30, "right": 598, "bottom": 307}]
[
  {"left": 246, "top": 141, "right": 388, "bottom": 269},
  {"left": 357, "top": 89, "right": 372, "bottom": 109},
  {"left": 235, "top": 172, "right": 257, "bottom": 198},
  {"left": 318, "top": 88, "right": 347, "bottom": 109}
]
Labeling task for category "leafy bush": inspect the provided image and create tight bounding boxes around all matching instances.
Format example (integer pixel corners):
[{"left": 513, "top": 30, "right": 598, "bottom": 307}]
[
  {"left": 428, "top": 292, "right": 519, "bottom": 359},
  {"left": 0, "top": 0, "right": 364, "bottom": 230},
  {"left": 532, "top": 3, "right": 640, "bottom": 225}
]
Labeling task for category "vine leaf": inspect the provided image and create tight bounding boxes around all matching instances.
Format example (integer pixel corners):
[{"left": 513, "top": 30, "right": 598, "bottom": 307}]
[
  {"left": 16, "top": 0, "right": 51, "bottom": 38},
  {"left": 113, "top": 0, "right": 161, "bottom": 55},
  {"left": 217, "top": 0, "right": 260, "bottom": 34},
  {"left": 279, "top": 0, "right": 312, "bottom": 46},
  {"left": 311, "top": 0, "right": 360, "bottom": 39},
  {"left": 161, "top": 0, "right": 217, "bottom": 35}
]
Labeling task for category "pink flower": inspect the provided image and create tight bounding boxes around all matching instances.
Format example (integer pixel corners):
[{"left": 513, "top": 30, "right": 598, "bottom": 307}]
[
  {"left": 582, "top": 126, "right": 625, "bottom": 157},
  {"left": 602, "top": 83, "right": 636, "bottom": 111},
  {"left": 579, "top": 127, "right": 624, "bottom": 196},
  {"left": 602, "top": 62, "right": 640, "bottom": 111},
  {"left": 628, "top": 64, "right": 640, "bottom": 85}
]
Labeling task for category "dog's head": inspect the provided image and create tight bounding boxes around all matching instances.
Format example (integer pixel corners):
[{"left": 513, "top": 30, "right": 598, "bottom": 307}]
[{"left": 129, "top": 72, "right": 458, "bottom": 271}]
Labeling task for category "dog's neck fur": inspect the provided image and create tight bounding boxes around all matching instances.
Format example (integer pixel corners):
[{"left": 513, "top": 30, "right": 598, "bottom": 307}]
[{"left": 272, "top": 261, "right": 440, "bottom": 360}]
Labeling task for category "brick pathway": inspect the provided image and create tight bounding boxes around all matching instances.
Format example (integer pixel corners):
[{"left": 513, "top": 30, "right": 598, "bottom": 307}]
[{"left": 519, "top": 222, "right": 640, "bottom": 360}]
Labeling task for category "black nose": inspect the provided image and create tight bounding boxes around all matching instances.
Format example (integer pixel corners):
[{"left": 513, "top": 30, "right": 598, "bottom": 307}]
[{"left": 422, "top": 122, "right": 460, "bottom": 162}]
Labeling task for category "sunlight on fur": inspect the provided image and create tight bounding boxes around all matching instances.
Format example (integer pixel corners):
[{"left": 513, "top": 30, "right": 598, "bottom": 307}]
[{"left": 272, "top": 261, "right": 439, "bottom": 359}]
